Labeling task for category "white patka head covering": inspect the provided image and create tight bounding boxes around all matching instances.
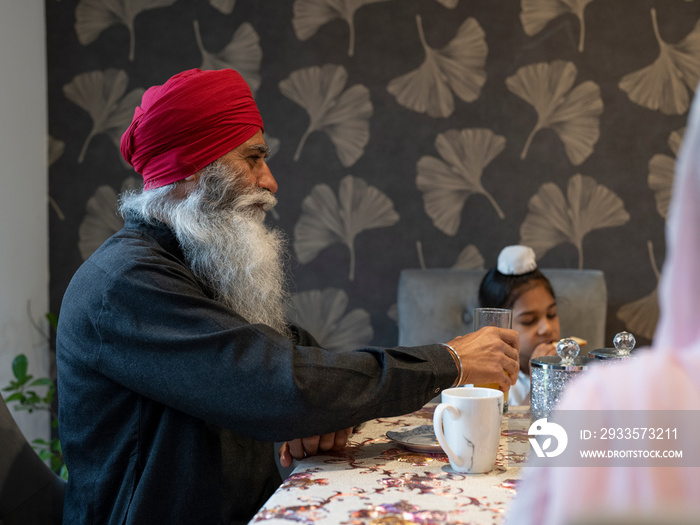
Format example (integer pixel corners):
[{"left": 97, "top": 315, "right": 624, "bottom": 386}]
[{"left": 496, "top": 245, "right": 537, "bottom": 276}]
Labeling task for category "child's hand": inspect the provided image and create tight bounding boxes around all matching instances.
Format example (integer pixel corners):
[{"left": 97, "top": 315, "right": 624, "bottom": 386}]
[{"left": 528, "top": 341, "right": 559, "bottom": 375}]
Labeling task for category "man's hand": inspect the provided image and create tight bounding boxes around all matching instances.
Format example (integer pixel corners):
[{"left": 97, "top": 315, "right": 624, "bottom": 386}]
[
  {"left": 278, "top": 427, "right": 353, "bottom": 468},
  {"left": 446, "top": 326, "right": 519, "bottom": 391}
]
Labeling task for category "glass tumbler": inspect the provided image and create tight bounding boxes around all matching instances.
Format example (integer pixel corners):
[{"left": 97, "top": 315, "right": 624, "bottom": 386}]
[{"left": 472, "top": 307, "right": 512, "bottom": 414}]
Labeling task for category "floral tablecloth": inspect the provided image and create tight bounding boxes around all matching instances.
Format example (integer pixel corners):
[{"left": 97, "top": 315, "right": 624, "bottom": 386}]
[{"left": 251, "top": 405, "right": 532, "bottom": 525}]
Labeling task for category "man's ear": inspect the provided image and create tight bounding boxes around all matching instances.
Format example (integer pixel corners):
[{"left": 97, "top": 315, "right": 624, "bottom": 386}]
[
  {"left": 171, "top": 172, "right": 201, "bottom": 199},
  {"left": 183, "top": 171, "right": 203, "bottom": 185}
]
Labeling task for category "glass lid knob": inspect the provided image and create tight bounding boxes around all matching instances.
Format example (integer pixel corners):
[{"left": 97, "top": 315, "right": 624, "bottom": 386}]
[
  {"left": 613, "top": 331, "right": 636, "bottom": 356},
  {"left": 557, "top": 338, "right": 580, "bottom": 364}
]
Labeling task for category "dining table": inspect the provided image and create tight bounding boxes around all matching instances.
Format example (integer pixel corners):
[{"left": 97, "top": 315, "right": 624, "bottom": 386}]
[{"left": 250, "top": 404, "right": 532, "bottom": 525}]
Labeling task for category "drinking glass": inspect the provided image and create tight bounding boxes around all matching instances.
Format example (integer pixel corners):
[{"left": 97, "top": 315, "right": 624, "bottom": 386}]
[{"left": 473, "top": 308, "right": 512, "bottom": 414}]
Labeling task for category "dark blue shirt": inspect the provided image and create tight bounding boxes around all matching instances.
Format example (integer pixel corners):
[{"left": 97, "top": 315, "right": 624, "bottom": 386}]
[{"left": 56, "top": 214, "right": 455, "bottom": 524}]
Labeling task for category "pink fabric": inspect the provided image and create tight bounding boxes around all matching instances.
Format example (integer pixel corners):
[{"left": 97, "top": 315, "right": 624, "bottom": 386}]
[
  {"left": 505, "top": 92, "right": 700, "bottom": 524},
  {"left": 120, "top": 69, "right": 263, "bottom": 190}
]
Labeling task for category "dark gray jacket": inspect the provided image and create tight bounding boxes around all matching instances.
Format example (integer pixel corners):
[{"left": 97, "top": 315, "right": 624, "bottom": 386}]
[{"left": 56, "top": 214, "right": 455, "bottom": 524}]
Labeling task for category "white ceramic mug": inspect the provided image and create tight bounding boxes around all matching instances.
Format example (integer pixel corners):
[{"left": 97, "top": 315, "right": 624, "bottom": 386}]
[{"left": 433, "top": 387, "right": 503, "bottom": 474}]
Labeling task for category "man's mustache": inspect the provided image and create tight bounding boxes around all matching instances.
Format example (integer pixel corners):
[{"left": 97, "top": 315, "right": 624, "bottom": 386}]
[
  {"left": 233, "top": 188, "right": 277, "bottom": 213},
  {"left": 199, "top": 179, "right": 277, "bottom": 214}
]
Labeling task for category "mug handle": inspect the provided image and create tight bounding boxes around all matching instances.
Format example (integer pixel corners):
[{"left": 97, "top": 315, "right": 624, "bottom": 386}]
[{"left": 433, "top": 403, "right": 462, "bottom": 467}]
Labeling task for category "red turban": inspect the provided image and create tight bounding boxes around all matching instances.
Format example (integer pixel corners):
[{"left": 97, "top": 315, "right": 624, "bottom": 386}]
[{"left": 120, "top": 69, "right": 264, "bottom": 190}]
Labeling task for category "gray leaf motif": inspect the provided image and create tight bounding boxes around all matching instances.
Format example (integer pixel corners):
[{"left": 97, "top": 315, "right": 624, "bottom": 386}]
[
  {"left": 506, "top": 60, "right": 603, "bottom": 165},
  {"left": 209, "top": 0, "right": 235, "bottom": 14},
  {"left": 519, "top": 174, "right": 630, "bottom": 269},
  {"left": 265, "top": 135, "right": 281, "bottom": 160},
  {"left": 648, "top": 127, "right": 685, "bottom": 219},
  {"left": 48, "top": 136, "right": 65, "bottom": 166},
  {"left": 263, "top": 136, "right": 281, "bottom": 220},
  {"left": 193, "top": 20, "right": 262, "bottom": 96},
  {"left": 294, "top": 175, "right": 399, "bottom": 281},
  {"left": 106, "top": 125, "right": 138, "bottom": 170},
  {"left": 292, "top": 0, "right": 391, "bottom": 57},
  {"left": 453, "top": 244, "right": 485, "bottom": 270},
  {"left": 617, "top": 241, "right": 660, "bottom": 341},
  {"left": 387, "top": 303, "right": 398, "bottom": 323},
  {"left": 619, "top": 8, "right": 700, "bottom": 116},
  {"left": 435, "top": 0, "right": 458, "bottom": 7},
  {"left": 416, "top": 128, "right": 506, "bottom": 236},
  {"left": 387, "top": 15, "right": 487, "bottom": 119},
  {"left": 63, "top": 69, "right": 145, "bottom": 163},
  {"left": 287, "top": 288, "right": 373, "bottom": 351},
  {"left": 78, "top": 177, "right": 140, "bottom": 260},
  {"left": 279, "top": 64, "right": 373, "bottom": 167},
  {"left": 520, "top": 0, "right": 595, "bottom": 53},
  {"left": 75, "top": 0, "right": 177, "bottom": 61},
  {"left": 48, "top": 136, "right": 66, "bottom": 221}
]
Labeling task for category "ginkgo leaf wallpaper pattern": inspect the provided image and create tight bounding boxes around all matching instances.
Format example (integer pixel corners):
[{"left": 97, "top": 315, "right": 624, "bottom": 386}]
[{"left": 47, "top": 0, "right": 700, "bottom": 350}]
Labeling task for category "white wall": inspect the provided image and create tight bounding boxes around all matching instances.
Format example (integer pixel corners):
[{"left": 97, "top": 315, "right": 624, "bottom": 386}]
[{"left": 0, "top": 2, "right": 50, "bottom": 443}]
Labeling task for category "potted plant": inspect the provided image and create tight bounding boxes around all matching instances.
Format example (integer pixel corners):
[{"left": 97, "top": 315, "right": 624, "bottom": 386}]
[{"left": 2, "top": 312, "right": 67, "bottom": 479}]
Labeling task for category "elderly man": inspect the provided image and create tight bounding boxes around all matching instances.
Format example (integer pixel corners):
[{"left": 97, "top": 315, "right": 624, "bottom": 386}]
[{"left": 56, "top": 68, "right": 519, "bottom": 525}]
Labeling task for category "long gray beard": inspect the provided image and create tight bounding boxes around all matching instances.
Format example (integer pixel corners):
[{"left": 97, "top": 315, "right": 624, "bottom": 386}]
[{"left": 120, "top": 162, "right": 291, "bottom": 337}]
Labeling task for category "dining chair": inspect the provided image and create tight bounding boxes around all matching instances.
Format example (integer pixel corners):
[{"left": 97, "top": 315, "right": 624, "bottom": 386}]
[
  {"left": 0, "top": 395, "right": 65, "bottom": 524},
  {"left": 397, "top": 268, "right": 608, "bottom": 351}
]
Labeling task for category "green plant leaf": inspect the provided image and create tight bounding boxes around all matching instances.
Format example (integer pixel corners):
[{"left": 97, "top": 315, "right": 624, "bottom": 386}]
[
  {"left": 33, "top": 438, "right": 50, "bottom": 446},
  {"left": 25, "top": 392, "right": 41, "bottom": 404},
  {"left": 15, "top": 374, "right": 33, "bottom": 388},
  {"left": 60, "top": 464, "right": 69, "bottom": 480},
  {"left": 45, "top": 312, "right": 59, "bottom": 330},
  {"left": 43, "top": 388, "right": 56, "bottom": 405},
  {"left": 12, "top": 354, "right": 28, "bottom": 381},
  {"left": 30, "top": 378, "right": 54, "bottom": 387},
  {"left": 51, "top": 456, "right": 63, "bottom": 472},
  {"left": 4, "top": 392, "right": 23, "bottom": 403}
]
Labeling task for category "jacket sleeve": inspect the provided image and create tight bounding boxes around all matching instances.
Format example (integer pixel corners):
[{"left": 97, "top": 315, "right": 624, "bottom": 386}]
[{"left": 57, "top": 242, "right": 457, "bottom": 442}]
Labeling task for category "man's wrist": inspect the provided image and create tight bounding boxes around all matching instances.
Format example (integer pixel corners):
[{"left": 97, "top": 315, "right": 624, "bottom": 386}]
[{"left": 441, "top": 343, "right": 462, "bottom": 387}]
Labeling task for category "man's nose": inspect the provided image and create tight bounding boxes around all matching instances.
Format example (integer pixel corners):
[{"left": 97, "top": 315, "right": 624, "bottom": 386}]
[{"left": 258, "top": 161, "right": 278, "bottom": 193}]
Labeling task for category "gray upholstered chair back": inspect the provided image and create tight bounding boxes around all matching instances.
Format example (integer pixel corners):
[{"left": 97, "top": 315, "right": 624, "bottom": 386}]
[{"left": 398, "top": 268, "right": 608, "bottom": 351}]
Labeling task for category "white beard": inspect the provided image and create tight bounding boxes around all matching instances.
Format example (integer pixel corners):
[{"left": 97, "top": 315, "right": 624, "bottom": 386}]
[{"left": 120, "top": 162, "right": 291, "bottom": 337}]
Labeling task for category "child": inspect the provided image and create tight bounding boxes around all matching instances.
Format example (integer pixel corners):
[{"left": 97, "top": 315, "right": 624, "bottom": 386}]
[{"left": 478, "top": 245, "right": 560, "bottom": 405}]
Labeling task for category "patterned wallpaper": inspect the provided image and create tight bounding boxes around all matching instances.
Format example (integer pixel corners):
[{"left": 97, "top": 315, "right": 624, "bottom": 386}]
[{"left": 47, "top": 0, "right": 700, "bottom": 351}]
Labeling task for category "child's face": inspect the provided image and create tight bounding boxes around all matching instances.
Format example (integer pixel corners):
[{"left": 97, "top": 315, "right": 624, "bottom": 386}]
[{"left": 511, "top": 284, "right": 560, "bottom": 375}]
